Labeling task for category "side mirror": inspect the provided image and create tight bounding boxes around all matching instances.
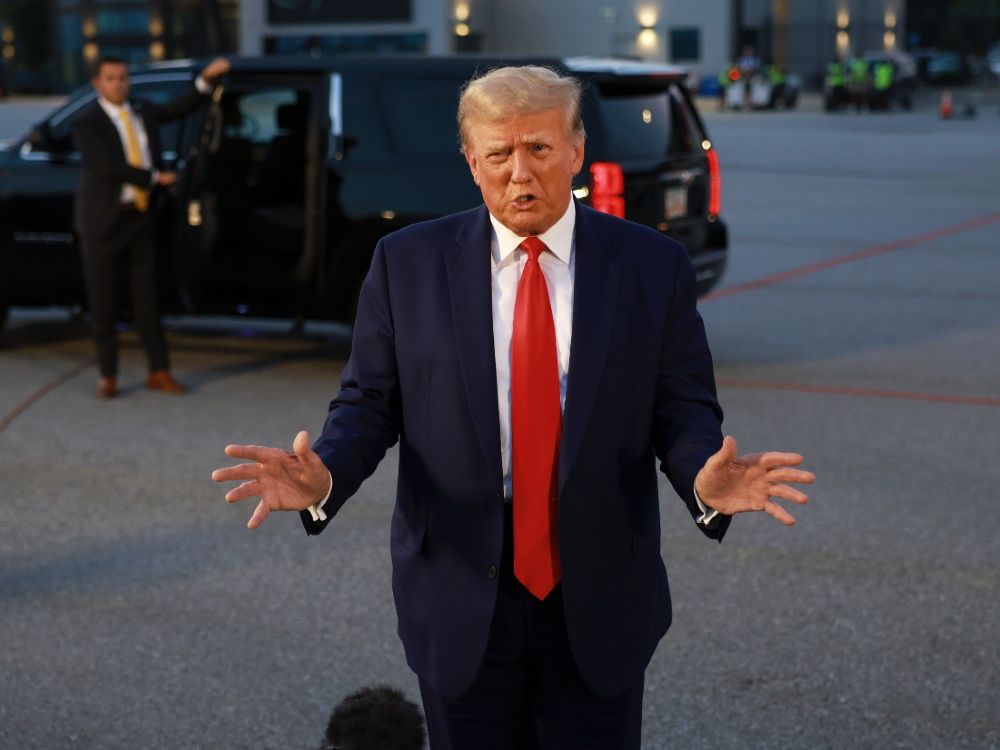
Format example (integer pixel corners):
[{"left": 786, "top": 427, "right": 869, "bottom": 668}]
[{"left": 27, "top": 122, "right": 52, "bottom": 150}]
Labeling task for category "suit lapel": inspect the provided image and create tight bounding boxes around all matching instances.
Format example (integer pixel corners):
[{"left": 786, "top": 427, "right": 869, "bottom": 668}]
[
  {"left": 559, "top": 204, "right": 619, "bottom": 497},
  {"left": 445, "top": 206, "right": 504, "bottom": 496},
  {"left": 92, "top": 105, "right": 128, "bottom": 163}
]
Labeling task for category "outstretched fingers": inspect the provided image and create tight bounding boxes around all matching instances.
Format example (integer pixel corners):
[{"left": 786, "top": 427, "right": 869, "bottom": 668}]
[
  {"left": 761, "top": 451, "right": 806, "bottom": 469},
  {"left": 768, "top": 483, "right": 810, "bottom": 505},
  {"left": 764, "top": 500, "right": 797, "bottom": 526},
  {"left": 224, "top": 480, "right": 261, "bottom": 503},
  {"left": 766, "top": 467, "right": 816, "bottom": 486},
  {"left": 247, "top": 499, "right": 271, "bottom": 530},
  {"left": 706, "top": 435, "right": 738, "bottom": 469},
  {"left": 211, "top": 463, "right": 259, "bottom": 483},
  {"left": 224, "top": 443, "right": 283, "bottom": 462}
]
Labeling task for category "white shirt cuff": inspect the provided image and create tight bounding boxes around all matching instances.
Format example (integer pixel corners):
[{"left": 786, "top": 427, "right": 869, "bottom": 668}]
[
  {"left": 306, "top": 471, "right": 333, "bottom": 523},
  {"left": 194, "top": 75, "right": 212, "bottom": 94},
  {"left": 694, "top": 484, "right": 720, "bottom": 527}
]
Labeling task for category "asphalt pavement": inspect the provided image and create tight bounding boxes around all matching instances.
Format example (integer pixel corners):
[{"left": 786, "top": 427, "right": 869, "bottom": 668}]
[{"left": 1, "top": 96, "right": 998, "bottom": 749}]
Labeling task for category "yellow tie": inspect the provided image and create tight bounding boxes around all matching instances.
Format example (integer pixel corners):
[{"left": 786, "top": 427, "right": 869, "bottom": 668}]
[{"left": 118, "top": 108, "right": 149, "bottom": 212}]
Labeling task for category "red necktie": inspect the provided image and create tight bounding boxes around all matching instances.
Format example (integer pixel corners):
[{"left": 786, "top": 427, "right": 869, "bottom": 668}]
[{"left": 511, "top": 236, "right": 561, "bottom": 600}]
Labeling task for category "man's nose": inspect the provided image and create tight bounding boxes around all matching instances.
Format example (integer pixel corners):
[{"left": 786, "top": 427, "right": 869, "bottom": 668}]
[{"left": 510, "top": 150, "right": 534, "bottom": 184}]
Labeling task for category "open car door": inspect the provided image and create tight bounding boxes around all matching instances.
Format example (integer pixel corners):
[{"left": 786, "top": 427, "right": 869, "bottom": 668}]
[{"left": 171, "top": 72, "right": 329, "bottom": 317}]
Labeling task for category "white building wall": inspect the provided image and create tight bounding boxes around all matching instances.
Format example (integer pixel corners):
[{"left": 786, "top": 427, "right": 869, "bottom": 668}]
[
  {"left": 238, "top": 0, "right": 904, "bottom": 91},
  {"left": 239, "top": 0, "right": 731, "bottom": 82},
  {"left": 238, "top": 0, "right": 452, "bottom": 56},
  {"left": 660, "top": 0, "right": 731, "bottom": 80},
  {"left": 470, "top": 0, "right": 728, "bottom": 80}
]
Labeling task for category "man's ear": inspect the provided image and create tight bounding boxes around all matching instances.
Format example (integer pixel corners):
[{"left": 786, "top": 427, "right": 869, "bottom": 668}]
[
  {"left": 463, "top": 148, "right": 480, "bottom": 186},
  {"left": 571, "top": 134, "right": 585, "bottom": 175}
]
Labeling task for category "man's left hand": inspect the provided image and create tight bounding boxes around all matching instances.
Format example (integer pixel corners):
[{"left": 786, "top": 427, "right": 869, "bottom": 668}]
[
  {"left": 695, "top": 436, "right": 815, "bottom": 526},
  {"left": 201, "top": 57, "right": 230, "bottom": 82}
]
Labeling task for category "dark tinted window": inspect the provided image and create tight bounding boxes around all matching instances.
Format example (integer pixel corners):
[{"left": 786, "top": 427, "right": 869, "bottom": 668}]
[
  {"left": 670, "top": 28, "right": 701, "bottom": 62},
  {"left": 130, "top": 81, "right": 191, "bottom": 154},
  {"left": 340, "top": 72, "right": 391, "bottom": 163},
  {"left": 379, "top": 77, "right": 464, "bottom": 158},
  {"left": 341, "top": 72, "right": 465, "bottom": 162},
  {"left": 592, "top": 80, "right": 697, "bottom": 160}
]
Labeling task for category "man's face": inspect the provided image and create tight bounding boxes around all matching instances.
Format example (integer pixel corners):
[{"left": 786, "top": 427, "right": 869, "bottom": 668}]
[
  {"left": 92, "top": 62, "right": 130, "bottom": 106},
  {"left": 463, "top": 108, "right": 584, "bottom": 236}
]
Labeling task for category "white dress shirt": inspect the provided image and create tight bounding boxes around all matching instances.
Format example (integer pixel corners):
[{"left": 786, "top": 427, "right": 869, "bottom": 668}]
[
  {"left": 96, "top": 97, "right": 155, "bottom": 205},
  {"left": 490, "top": 199, "right": 576, "bottom": 499},
  {"left": 310, "top": 197, "right": 716, "bottom": 525},
  {"left": 97, "top": 75, "right": 212, "bottom": 204}
]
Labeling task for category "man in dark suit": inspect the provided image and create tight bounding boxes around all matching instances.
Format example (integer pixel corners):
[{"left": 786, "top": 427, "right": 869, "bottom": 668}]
[
  {"left": 212, "top": 66, "right": 814, "bottom": 748},
  {"left": 73, "top": 55, "right": 229, "bottom": 398}
]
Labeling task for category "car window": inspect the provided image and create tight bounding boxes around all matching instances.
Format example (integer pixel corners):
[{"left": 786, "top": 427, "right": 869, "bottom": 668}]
[
  {"left": 130, "top": 81, "right": 191, "bottom": 153},
  {"left": 378, "top": 76, "right": 464, "bottom": 158},
  {"left": 591, "top": 80, "right": 696, "bottom": 160},
  {"left": 224, "top": 88, "right": 299, "bottom": 143}
]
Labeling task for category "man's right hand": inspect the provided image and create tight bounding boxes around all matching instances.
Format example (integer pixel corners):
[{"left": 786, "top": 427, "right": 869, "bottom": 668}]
[
  {"left": 694, "top": 436, "right": 814, "bottom": 526},
  {"left": 157, "top": 171, "right": 177, "bottom": 186},
  {"left": 211, "top": 430, "right": 331, "bottom": 529}
]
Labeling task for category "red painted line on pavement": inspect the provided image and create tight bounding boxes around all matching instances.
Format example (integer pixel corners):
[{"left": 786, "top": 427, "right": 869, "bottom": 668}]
[
  {"left": 717, "top": 377, "right": 1000, "bottom": 407},
  {"left": 0, "top": 358, "right": 94, "bottom": 434},
  {"left": 702, "top": 213, "right": 1000, "bottom": 302}
]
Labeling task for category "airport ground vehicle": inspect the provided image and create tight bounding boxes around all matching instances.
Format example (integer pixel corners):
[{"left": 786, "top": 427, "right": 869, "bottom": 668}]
[
  {"left": 0, "top": 56, "right": 728, "bottom": 328},
  {"left": 824, "top": 52, "right": 917, "bottom": 111},
  {"left": 722, "top": 69, "right": 800, "bottom": 110}
]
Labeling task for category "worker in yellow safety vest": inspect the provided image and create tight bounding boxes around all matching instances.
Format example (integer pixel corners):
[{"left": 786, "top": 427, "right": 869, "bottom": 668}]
[
  {"left": 825, "top": 59, "right": 848, "bottom": 110},
  {"left": 766, "top": 63, "right": 787, "bottom": 108},
  {"left": 848, "top": 57, "right": 870, "bottom": 112},
  {"left": 871, "top": 60, "right": 895, "bottom": 110}
]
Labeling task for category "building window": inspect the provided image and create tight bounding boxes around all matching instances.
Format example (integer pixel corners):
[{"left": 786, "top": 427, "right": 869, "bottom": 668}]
[
  {"left": 264, "top": 33, "right": 427, "bottom": 56},
  {"left": 97, "top": 9, "right": 150, "bottom": 34},
  {"left": 58, "top": 13, "right": 84, "bottom": 86},
  {"left": 267, "top": 0, "right": 411, "bottom": 25},
  {"left": 669, "top": 28, "right": 700, "bottom": 62}
]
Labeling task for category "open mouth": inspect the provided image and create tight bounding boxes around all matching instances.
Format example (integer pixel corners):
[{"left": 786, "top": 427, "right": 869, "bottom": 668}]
[{"left": 512, "top": 194, "right": 537, "bottom": 208}]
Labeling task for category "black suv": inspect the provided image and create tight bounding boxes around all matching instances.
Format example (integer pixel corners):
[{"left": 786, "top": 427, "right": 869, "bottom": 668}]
[{"left": 0, "top": 56, "right": 727, "bottom": 327}]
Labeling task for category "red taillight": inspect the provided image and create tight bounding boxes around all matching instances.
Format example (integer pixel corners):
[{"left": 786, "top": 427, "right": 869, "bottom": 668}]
[
  {"left": 705, "top": 147, "right": 721, "bottom": 218},
  {"left": 590, "top": 161, "right": 625, "bottom": 218}
]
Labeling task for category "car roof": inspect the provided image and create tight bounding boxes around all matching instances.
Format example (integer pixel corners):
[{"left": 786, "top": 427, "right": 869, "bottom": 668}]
[
  {"left": 862, "top": 50, "right": 916, "bottom": 76},
  {"left": 135, "top": 54, "right": 687, "bottom": 80},
  {"left": 562, "top": 56, "right": 688, "bottom": 77}
]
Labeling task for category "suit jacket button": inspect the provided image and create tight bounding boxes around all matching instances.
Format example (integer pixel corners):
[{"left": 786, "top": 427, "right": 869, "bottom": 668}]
[{"left": 488, "top": 565, "right": 498, "bottom": 578}]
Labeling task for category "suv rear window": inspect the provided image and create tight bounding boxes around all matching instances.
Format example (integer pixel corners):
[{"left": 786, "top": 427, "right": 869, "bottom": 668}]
[
  {"left": 379, "top": 77, "right": 464, "bottom": 158},
  {"left": 590, "top": 80, "right": 698, "bottom": 160}
]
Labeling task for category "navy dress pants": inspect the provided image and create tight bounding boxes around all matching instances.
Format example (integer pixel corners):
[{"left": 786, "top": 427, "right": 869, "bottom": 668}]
[
  {"left": 80, "top": 209, "right": 169, "bottom": 377},
  {"left": 418, "top": 506, "right": 644, "bottom": 750}
]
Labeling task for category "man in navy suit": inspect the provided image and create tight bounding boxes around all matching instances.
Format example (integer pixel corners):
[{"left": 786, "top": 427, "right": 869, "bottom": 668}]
[
  {"left": 213, "top": 66, "right": 814, "bottom": 749},
  {"left": 73, "top": 55, "right": 229, "bottom": 398}
]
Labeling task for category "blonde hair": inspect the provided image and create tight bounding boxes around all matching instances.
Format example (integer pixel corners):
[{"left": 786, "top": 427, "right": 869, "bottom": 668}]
[{"left": 457, "top": 65, "right": 585, "bottom": 149}]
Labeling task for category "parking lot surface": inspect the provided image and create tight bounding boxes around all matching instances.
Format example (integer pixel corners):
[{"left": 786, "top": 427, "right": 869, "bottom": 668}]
[{"left": 1, "top": 100, "right": 998, "bottom": 749}]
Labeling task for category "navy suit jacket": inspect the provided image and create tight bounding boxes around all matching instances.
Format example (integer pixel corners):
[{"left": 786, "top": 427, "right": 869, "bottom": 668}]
[
  {"left": 303, "top": 201, "right": 730, "bottom": 699},
  {"left": 72, "top": 87, "right": 206, "bottom": 240}
]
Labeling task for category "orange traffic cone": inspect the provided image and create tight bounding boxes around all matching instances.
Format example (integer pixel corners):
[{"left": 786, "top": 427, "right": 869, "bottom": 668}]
[{"left": 939, "top": 89, "right": 954, "bottom": 119}]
